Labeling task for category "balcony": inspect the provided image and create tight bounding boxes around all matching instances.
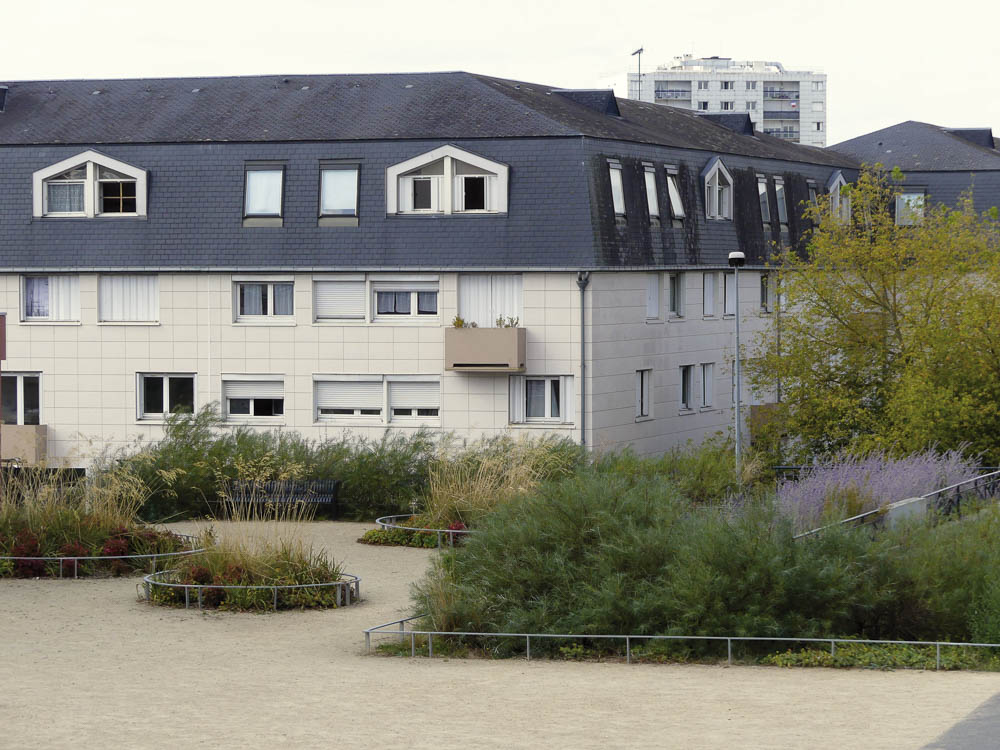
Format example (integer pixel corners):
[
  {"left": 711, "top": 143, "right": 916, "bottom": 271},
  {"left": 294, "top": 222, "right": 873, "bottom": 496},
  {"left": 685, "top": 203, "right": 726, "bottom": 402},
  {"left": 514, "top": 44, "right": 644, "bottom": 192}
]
[
  {"left": 762, "top": 90, "right": 799, "bottom": 100},
  {"left": 445, "top": 327, "right": 526, "bottom": 373},
  {"left": 1, "top": 424, "right": 47, "bottom": 465},
  {"left": 654, "top": 90, "right": 691, "bottom": 100},
  {"left": 762, "top": 129, "right": 801, "bottom": 141},
  {"left": 762, "top": 110, "right": 799, "bottom": 120}
]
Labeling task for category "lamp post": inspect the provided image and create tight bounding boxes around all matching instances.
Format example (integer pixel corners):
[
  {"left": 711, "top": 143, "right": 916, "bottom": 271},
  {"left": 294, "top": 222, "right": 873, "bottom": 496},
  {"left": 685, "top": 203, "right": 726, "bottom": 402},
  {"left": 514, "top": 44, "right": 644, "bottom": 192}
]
[
  {"left": 631, "top": 48, "right": 644, "bottom": 98},
  {"left": 728, "top": 251, "right": 745, "bottom": 478}
]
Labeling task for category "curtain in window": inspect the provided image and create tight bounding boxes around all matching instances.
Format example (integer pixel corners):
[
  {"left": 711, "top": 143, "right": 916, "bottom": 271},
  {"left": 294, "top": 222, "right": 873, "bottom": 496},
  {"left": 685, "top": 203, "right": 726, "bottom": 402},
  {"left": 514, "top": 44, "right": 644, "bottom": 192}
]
[
  {"left": 99, "top": 275, "right": 158, "bottom": 321},
  {"left": 273, "top": 283, "right": 294, "bottom": 315},
  {"left": 50, "top": 276, "right": 79, "bottom": 320},
  {"left": 458, "top": 274, "right": 523, "bottom": 327},
  {"left": 245, "top": 170, "right": 282, "bottom": 215},
  {"left": 321, "top": 169, "right": 358, "bottom": 215},
  {"left": 241, "top": 284, "right": 266, "bottom": 315},
  {"left": 24, "top": 277, "right": 49, "bottom": 317},
  {"left": 47, "top": 183, "right": 84, "bottom": 213}
]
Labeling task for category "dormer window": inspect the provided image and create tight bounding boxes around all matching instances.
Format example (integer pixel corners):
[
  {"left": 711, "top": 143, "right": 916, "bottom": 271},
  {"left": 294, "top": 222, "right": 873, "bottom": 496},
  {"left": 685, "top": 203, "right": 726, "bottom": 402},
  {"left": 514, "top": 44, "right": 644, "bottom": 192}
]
[
  {"left": 386, "top": 145, "right": 508, "bottom": 216},
  {"left": 827, "top": 170, "right": 851, "bottom": 222},
  {"left": 33, "top": 150, "right": 147, "bottom": 218},
  {"left": 702, "top": 157, "right": 733, "bottom": 221}
]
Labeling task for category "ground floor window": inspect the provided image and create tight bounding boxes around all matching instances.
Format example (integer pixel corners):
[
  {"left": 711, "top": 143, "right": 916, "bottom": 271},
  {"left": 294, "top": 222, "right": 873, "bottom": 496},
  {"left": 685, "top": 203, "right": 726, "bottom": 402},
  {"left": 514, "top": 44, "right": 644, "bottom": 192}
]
[
  {"left": 222, "top": 378, "right": 284, "bottom": 420},
  {"left": 138, "top": 374, "right": 194, "bottom": 420},
  {"left": 509, "top": 375, "right": 574, "bottom": 424},
  {"left": 679, "top": 365, "right": 693, "bottom": 411},
  {"left": 1, "top": 374, "right": 41, "bottom": 425},
  {"left": 636, "top": 369, "right": 651, "bottom": 418},
  {"left": 314, "top": 376, "right": 440, "bottom": 424}
]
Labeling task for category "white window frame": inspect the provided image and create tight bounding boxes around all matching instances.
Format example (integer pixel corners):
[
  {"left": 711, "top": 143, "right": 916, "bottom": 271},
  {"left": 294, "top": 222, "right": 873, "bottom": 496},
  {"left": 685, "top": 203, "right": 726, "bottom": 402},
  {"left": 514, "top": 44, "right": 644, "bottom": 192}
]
[
  {"left": 609, "top": 161, "right": 626, "bottom": 217},
  {"left": 827, "top": 171, "right": 851, "bottom": 222},
  {"left": 314, "top": 375, "right": 385, "bottom": 423},
  {"left": 99, "top": 274, "right": 160, "bottom": 323},
  {"left": 774, "top": 177, "right": 789, "bottom": 226},
  {"left": 455, "top": 174, "right": 491, "bottom": 213},
  {"left": 721, "top": 101, "right": 734, "bottom": 111},
  {"left": 721, "top": 81, "right": 734, "bottom": 90},
  {"left": 222, "top": 375, "right": 285, "bottom": 423},
  {"left": 386, "top": 144, "right": 509, "bottom": 215},
  {"left": 679, "top": 365, "right": 693, "bottom": 411},
  {"left": 646, "top": 273, "right": 662, "bottom": 320},
  {"left": 510, "top": 375, "right": 574, "bottom": 425},
  {"left": 232, "top": 277, "right": 295, "bottom": 322},
  {"left": 0, "top": 372, "right": 42, "bottom": 426},
  {"left": 668, "top": 273, "right": 684, "bottom": 318},
  {"left": 746, "top": 81, "right": 757, "bottom": 91},
  {"left": 702, "top": 272, "right": 716, "bottom": 317},
  {"left": 697, "top": 81, "right": 710, "bottom": 90},
  {"left": 371, "top": 279, "right": 439, "bottom": 322},
  {"left": 136, "top": 373, "right": 196, "bottom": 421},
  {"left": 20, "top": 274, "right": 80, "bottom": 323},
  {"left": 700, "top": 363, "right": 714, "bottom": 407},
  {"left": 896, "top": 191, "right": 925, "bottom": 226},
  {"left": 643, "top": 164, "right": 659, "bottom": 220},
  {"left": 760, "top": 273, "right": 771, "bottom": 313},
  {"left": 33, "top": 150, "right": 147, "bottom": 218},
  {"left": 758, "top": 176, "right": 771, "bottom": 225},
  {"left": 665, "top": 168, "right": 685, "bottom": 221},
  {"left": 636, "top": 369, "right": 652, "bottom": 419},
  {"left": 702, "top": 157, "right": 734, "bottom": 220},
  {"left": 387, "top": 376, "right": 442, "bottom": 424},
  {"left": 697, "top": 101, "right": 709, "bottom": 111}
]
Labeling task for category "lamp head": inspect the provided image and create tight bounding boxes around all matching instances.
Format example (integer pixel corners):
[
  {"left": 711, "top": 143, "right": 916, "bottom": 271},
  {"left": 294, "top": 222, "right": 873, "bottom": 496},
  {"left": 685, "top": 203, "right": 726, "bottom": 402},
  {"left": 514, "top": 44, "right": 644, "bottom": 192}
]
[{"left": 728, "top": 251, "right": 746, "bottom": 268}]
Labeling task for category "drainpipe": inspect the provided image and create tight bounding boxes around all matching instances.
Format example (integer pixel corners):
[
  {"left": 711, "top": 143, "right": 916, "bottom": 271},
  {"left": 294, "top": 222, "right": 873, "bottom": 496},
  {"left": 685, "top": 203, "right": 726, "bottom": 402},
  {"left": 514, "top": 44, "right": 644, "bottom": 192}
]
[{"left": 576, "top": 272, "right": 591, "bottom": 446}]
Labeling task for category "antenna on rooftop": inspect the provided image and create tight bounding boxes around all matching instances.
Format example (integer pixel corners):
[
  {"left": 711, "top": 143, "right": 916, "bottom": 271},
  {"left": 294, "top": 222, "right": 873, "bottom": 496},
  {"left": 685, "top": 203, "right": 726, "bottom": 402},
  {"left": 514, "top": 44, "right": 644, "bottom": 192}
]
[{"left": 631, "top": 47, "right": 644, "bottom": 99}]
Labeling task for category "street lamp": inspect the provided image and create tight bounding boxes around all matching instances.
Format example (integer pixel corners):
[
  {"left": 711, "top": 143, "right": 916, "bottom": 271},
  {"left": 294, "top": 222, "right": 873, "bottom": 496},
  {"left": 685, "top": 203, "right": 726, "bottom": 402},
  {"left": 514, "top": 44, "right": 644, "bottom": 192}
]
[{"left": 728, "top": 251, "right": 745, "bottom": 479}]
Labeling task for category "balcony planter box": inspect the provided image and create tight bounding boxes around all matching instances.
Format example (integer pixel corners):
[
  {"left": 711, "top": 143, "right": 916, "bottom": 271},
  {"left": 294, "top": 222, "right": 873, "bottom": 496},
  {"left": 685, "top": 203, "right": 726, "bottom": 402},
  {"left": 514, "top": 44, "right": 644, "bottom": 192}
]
[
  {"left": 1, "top": 424, "right": 47, "bottom": 464},
  {"left": 445, "top": 327, "right": 526, "bottom": 373}
]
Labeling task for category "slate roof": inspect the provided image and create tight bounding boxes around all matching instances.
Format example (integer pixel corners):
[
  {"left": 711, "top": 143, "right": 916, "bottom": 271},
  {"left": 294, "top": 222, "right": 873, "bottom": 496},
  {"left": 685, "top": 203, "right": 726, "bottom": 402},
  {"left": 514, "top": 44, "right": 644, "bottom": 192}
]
[
  {"left": 830, "top": 121, "right": 1000, "bottom": 172},
  {"left": 0, "top": 71, "right": 854, "bottom": 167}
]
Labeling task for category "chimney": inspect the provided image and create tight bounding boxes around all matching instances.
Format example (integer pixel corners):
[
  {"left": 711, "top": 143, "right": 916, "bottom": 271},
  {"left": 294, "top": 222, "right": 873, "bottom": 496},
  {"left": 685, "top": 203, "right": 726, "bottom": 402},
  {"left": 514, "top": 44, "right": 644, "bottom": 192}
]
[{"left": 0, "top": 86, "right": 7, "bottom": 112}]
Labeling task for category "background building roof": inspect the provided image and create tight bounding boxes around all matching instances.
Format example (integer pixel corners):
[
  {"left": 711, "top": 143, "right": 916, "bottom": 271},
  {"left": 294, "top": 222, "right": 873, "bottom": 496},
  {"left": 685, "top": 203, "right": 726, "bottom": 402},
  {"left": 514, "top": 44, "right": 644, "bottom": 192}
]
[{"left": 830, "top": 121, "right": 1000, "bottom": 172}]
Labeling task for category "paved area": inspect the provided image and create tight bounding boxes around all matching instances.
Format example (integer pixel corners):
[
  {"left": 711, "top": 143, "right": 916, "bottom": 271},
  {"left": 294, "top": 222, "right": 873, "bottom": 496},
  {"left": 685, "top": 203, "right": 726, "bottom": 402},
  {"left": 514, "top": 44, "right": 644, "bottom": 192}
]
[{"left": 1, "top": 521, "right": 998, "bottom": 749}]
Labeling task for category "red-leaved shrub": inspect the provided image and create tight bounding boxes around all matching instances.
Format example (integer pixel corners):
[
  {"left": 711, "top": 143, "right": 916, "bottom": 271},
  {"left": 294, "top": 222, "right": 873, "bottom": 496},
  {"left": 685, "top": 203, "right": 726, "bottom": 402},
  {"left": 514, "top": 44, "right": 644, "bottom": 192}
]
[{"left": 12, "top": 531, "right": 45, "bottom": 577}]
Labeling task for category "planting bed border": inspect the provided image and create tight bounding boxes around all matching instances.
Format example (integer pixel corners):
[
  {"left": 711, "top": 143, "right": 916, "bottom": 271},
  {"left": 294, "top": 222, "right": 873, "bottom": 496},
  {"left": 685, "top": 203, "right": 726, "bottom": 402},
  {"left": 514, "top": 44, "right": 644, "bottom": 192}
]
[
  {"left": 142, "top": 569, "right": 362, "bottom": 611},
  {"left": 375, "top": 515, "right": 473, "bottom": 549},
  {"left": 0, "top": 534, "right": 204, "bottom": 579}
]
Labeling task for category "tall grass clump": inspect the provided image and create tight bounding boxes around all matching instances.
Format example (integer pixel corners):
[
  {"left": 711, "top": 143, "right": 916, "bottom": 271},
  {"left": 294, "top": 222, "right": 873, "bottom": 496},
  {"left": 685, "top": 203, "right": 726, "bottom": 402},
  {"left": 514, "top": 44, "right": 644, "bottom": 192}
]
[
  {"left": 778, "top": 449, "right": 979, "bottom": 531},
  {"left": 420, "top": 435, "right": 584, "bottom": 527},
  {"left": 111, "top": 406, "right": 437, "bottom": 521},
  {"left": 413, "top": 468, "right": 1000, "bottom": 658},
  {"left": 0, "top": 467, "right": 186, "bottom": 577},
  {"left": 151, "top": 488, "right": 345, "bottom": 611}
]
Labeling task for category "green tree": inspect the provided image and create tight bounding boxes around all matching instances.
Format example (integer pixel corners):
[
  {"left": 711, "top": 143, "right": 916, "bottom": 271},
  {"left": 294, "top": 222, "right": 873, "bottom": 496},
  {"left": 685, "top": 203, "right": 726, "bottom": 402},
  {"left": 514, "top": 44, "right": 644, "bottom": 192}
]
[{"left": 747, "top": 166, "right": 1000, "bottom": 462}]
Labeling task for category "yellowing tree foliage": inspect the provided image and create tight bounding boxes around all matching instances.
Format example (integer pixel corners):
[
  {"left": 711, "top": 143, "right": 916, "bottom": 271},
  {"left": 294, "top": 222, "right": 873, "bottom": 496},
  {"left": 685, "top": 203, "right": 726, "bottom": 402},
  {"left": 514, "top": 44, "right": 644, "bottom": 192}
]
[{"left": 747, "top": 166, "right": 1000, "bottom": 462}]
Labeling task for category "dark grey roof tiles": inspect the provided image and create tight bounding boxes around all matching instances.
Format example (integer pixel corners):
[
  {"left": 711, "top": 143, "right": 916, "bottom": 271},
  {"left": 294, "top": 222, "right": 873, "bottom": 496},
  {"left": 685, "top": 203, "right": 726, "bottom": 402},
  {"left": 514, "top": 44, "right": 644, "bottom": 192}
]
[
  {"left": 830, "top": 121, "right": 1000, "bottom": 171},
  {"left": 0, "top": 71, "right": 855, "bottom": 167}
]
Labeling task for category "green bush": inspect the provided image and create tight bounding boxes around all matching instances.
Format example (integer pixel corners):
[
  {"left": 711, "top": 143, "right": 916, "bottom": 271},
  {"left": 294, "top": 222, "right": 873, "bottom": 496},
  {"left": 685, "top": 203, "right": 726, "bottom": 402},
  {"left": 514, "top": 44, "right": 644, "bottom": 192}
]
[
  {"left": 110, "top": 407, "right": 437, "bottom": 521},
  {"left": 358, "top": 527, "right": 441, "bottom": 549},
  {"left": 761, "top": 643, "right": 1000, "bottom": 671},
  {"left": 413, "top": 469, "right": 1000, "bottom": 658}
]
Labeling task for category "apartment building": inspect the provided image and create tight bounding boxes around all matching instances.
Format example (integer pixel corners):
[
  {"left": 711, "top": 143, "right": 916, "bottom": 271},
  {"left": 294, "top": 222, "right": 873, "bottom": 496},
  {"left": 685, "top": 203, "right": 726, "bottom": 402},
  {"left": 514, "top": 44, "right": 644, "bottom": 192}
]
[
  {"left": 831, "top": 121, "right": 1000, "bottom": 219},
  {"left": 628, "top": 56, "right": 828, "bottom": 147},
  {"left": 0, "top": 73, "right": 857, "bottom": 468}
]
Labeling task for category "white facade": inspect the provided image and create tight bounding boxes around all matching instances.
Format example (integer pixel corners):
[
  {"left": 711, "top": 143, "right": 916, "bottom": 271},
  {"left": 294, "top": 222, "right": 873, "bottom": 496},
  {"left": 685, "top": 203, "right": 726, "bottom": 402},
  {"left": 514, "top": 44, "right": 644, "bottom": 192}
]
[
  {"left": 628, "top": 56, "right": 827, "bottom": 147},
  {"left": 0, "top": 269, "right": 772, "bottom": 467}
]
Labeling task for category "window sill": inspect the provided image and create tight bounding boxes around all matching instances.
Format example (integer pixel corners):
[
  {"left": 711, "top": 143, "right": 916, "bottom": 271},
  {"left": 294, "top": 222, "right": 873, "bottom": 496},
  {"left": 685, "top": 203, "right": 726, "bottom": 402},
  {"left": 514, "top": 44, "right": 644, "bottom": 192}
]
[
  {"left": 223, "top": 419, "right": 286, "bottom": 426},
  {"left": 513, "top": 421, "right": 574, "bottom": 428},
  {"left": 19, "top": 320, "right": 82, "bottom": 326},
  {"left": 234, "top": 319, "right": 297, "bottom": 326},
  {"left": 678, "top": 408, "right": 695, "bottom": 415},
  {"left": 387, "top": 212, "right": 507, "bottom": 219},
  {"left": 314, "top": 318, "right": 367, "bottom": 325},
  {"left": 644, "top": 318, "right": 665, "bottom": 325},
  {"left": 635, "top": 415, "right": 654, "bottom": 423},
  {"left": 371, "top": 318, "right": 440, "bottom": 325},
  {"left": 98, "top": 321, "right": 161, "bottom": 326},
  {"left": 317, "top": 418, "right": 385, "bottom": 426},
  {"left": 242, "top": 217, "right": 283, "bottom": 228},
  {"left": 318, "top": 216, "right": 359, "bottom": 227},
  {"left": 699, "top": 406, "right": 718, "bottom": 413}
]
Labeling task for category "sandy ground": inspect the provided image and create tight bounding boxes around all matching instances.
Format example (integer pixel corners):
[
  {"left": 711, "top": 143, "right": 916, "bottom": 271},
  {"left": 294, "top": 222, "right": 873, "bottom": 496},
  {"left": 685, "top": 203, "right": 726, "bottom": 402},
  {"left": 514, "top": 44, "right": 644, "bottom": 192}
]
[{"left": 1, "top": 521, "right": 998, "bottom": 750}]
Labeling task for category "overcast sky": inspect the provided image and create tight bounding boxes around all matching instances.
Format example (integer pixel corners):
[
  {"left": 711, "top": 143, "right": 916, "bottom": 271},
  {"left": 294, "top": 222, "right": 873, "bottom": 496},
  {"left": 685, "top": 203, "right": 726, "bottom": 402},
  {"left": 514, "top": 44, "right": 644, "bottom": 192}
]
[{"left": 4, "top": 0, "right": 996, "bottom": 145}]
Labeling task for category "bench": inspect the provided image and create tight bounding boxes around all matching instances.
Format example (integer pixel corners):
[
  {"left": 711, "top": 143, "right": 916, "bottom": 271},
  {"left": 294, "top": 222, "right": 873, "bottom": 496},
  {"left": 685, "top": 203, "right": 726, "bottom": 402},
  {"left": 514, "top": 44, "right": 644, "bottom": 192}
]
[{"left": 228, "top": 479, "right": 341, "bottom": 518}]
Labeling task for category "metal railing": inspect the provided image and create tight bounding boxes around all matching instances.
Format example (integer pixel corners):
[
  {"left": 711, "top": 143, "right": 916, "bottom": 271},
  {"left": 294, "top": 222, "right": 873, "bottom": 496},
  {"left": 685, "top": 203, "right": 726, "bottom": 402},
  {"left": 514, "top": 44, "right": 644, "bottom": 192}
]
[
  {"left": 364, "top": 614, "right": 1000, "bottom": 670},
  {"left": 762, "top": 129, "right": 800, "bottom": 140},
  {"left": 142, "top": 569, "right": 361, "bottom": 611},
  {"left": 375, "top": 515, "right": 473, "bottom": 549},
  {"left": 763, "top": 90, "right": 799, "bottom": 100},
  {"left": 794, "top": 469, "right": 1000, "bottom": 539},
  {"left": 654, "top": 90, "right": 691, "bottom": 99},
  {"left": 0, "top": 533, "right": 203, "bottom": 578}
]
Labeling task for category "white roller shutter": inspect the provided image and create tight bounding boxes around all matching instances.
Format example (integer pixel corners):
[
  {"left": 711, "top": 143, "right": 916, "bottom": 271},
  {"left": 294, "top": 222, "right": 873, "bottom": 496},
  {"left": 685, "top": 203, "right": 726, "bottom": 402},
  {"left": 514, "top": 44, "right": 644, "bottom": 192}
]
[
  {"left": 223, "top": 380, "right": 284, "bottom": 399},
  {"left": 316, "top": 380, "right": 382, "bottom": 409},
  {"left": 389, "top": 381, "right": 440, "bottom": 410},
  {"left": 314, "top": 281, "right": 365, "bottom": 319}
]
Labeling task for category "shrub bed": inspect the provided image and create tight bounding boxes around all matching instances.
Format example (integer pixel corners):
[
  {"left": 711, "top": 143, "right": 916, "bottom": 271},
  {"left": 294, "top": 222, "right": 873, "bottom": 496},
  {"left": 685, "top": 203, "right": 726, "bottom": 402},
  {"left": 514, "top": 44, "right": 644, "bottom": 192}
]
[
  {"left": 411, "top": 469, "right": 1000, "bottom": 659},
  {"left": 0, "top": 468, "right": 190, "bottom": 578}
]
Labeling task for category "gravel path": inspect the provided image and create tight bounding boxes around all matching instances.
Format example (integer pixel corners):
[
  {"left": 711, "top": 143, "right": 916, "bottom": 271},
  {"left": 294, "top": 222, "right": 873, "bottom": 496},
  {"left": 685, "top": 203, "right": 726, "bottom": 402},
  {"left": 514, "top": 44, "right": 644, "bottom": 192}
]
[{"left": 1, "top": 521, "right": 997, "bottom": 749}]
